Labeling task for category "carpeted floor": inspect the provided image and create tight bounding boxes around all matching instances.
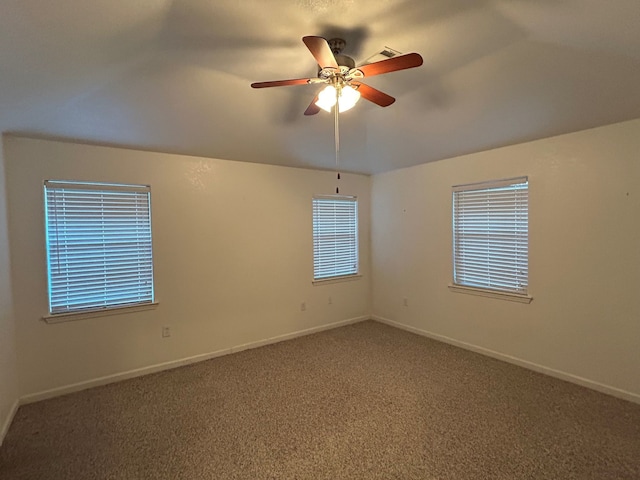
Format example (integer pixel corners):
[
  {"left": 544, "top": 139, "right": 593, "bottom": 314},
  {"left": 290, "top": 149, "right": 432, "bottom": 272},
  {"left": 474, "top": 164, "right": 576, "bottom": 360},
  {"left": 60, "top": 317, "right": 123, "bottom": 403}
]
[{"left": 1, "top": 320, "right": 639, "bottom": 479}]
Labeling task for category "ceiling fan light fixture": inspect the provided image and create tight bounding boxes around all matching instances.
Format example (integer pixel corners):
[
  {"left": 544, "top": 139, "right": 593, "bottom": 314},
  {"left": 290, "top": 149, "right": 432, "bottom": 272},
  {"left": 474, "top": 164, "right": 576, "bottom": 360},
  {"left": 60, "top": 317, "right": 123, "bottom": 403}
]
[
  {"left": 316, "top": 85, "right": 337, "bottom": 112},
  {"left": 338, "top": 85, "right": 360, "bottom": 112},
  {"left": 315, "top": 84, "right": 361, "bottom": 113}
]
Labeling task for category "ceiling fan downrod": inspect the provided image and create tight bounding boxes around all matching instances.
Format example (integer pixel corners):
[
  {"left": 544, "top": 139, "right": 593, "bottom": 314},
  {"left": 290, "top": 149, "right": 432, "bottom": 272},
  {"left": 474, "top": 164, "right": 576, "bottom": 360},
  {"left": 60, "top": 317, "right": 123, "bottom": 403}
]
[{"left": 334, "top": 83, "right": 341, "bottom": 194}]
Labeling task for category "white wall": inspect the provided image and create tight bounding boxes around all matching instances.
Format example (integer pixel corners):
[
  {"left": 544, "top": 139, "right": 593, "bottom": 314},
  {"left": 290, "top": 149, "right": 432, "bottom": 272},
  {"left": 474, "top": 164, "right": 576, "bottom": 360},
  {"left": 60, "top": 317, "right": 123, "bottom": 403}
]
[
  {"left": 372, "top": 118, "right": 640, "bottom": 401},
  {"left": 5, "top": 117, "right": 639, "bottom": 412},
  {"left": 0, "top": 141, "right": 19, "bottom": 444},
  {"left": 4, "top": 136, "right": 371, "bottom": 398}
]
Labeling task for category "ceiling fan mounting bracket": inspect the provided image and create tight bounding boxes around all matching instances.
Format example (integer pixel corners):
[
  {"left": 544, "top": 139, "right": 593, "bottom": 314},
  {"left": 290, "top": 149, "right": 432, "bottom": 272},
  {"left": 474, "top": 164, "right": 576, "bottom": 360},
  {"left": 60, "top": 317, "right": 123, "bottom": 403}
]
[
  {"left": 318, "top": 67, "right": 338, "bottom": 80},
  {"left": 318, "top": 65, "right": 351, "bottom": 81},
  {"left": 347, "top": 69, "right": 364, "bottom": 80}
]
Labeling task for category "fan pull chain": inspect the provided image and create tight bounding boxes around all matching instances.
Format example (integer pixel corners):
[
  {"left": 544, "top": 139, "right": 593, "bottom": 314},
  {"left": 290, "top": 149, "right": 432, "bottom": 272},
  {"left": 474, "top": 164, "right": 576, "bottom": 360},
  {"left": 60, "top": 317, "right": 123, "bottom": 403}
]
[{"left": 334, "top": 85, "right": 341, "bottom": 194}]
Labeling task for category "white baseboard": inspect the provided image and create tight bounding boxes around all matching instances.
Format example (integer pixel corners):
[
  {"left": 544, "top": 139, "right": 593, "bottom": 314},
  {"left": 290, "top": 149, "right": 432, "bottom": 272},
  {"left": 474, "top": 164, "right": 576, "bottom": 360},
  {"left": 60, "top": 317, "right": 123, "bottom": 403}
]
[
  {"left": 0, "top": 399, "right": 20, "bottom": 446},
  {"left": 372, "top": 315, "right": 640, "bottom": 405},
  {"left": 20, "top": 316, "right": 369, "bottom": 405}
]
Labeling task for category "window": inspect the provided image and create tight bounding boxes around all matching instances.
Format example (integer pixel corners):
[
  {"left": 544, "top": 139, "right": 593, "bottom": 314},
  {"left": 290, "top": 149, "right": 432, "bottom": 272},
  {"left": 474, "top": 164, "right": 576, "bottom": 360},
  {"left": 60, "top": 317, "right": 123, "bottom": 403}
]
[
  {"left": 44, "top": 181, "right": 154, "bottom": 315},
  {"left": 312, "top": 196, "right": 359, "bottom": 281},
  {"left": 452, "top": 177, "right": 528, "bottom": 296}
]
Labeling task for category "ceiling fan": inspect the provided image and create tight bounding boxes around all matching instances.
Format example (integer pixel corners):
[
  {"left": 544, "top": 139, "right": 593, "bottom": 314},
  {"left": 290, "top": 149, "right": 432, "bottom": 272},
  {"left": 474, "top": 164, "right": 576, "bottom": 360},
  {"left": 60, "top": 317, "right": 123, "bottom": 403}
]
[{"left": 251, "top": 36, "right": 423, "bottom": 115}]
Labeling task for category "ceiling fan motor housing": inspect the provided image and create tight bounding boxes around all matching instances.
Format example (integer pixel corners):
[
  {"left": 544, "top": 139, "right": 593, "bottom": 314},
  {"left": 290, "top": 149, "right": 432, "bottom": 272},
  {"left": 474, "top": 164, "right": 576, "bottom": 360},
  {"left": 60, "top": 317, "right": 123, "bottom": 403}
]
[
  {"left": 328, "top": 38, "right": 354, "bottom": 68},
  {"left": 334, "top": 54, "right": 355, "bottom": 69},
  {"left": 318, "top": 38, "right": 355, "bottom": 78}
]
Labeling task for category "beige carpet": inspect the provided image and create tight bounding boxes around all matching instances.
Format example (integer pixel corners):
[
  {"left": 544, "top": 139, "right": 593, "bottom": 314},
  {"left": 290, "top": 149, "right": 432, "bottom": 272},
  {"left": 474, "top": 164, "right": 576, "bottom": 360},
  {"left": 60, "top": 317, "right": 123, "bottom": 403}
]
[{"left": 1, "top": 320, "right": 639, "bottom": 479}]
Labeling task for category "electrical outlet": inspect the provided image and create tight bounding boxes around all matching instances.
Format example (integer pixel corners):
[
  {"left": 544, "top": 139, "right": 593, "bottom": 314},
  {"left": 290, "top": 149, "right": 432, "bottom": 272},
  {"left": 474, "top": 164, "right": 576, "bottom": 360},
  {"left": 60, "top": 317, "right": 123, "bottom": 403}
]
[
  {"left": 328, "top": 296, "right": 333, "bottom": 305},
  {"left": 403, "top": 297, "right": 409, "bottom": 307},
  {"left": 162, "top": 326, "right": 171, "bottom": 338},
  {"left": 300, "top": 302, "right": 306, "bottom": 312}
]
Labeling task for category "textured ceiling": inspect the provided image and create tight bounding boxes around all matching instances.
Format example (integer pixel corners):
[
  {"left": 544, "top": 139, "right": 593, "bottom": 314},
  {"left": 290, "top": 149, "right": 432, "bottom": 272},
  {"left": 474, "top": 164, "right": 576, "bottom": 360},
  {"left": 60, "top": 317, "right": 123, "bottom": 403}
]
[{"left": 2, "top": 0, "right": 640, "bottom": 174}]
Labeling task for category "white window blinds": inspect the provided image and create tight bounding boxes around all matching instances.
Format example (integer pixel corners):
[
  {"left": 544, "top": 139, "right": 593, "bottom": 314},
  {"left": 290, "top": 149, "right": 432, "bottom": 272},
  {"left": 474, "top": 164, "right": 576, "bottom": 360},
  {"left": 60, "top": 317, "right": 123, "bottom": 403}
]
[
  {"left": 44, "top": 181, "right": 154, "bottom": 314},
  {"left": 312, "top": 196, "right": 359, "bottom": 280},
  {"left": 452, "top": 177, "right": 528, "bottom": 294}
]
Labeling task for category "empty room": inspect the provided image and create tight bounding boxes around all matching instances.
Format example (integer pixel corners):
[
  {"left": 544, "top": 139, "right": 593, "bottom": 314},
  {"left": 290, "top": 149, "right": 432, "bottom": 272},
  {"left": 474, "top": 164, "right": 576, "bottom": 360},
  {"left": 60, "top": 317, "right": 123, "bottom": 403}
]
[{"left": 1, "top": 0, "right": 639, "bottom": 478}]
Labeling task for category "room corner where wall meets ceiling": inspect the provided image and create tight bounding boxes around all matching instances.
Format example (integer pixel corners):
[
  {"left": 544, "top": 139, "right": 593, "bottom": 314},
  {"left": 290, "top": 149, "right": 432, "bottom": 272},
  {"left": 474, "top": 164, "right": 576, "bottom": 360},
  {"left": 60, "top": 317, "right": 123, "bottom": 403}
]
[
  {"left": 371, "top": 117, "right": 640, "bottom": 403},
  {"left": 0, "top": 138, "right": 20, "bottom": 446}
]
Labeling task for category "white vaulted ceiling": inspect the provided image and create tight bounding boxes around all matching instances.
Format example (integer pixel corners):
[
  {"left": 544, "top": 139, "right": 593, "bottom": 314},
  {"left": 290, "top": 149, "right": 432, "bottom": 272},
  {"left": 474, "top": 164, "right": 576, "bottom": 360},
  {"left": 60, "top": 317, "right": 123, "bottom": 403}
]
[{"left": 1, "top": 0, "right": 640, "bottom": 174}]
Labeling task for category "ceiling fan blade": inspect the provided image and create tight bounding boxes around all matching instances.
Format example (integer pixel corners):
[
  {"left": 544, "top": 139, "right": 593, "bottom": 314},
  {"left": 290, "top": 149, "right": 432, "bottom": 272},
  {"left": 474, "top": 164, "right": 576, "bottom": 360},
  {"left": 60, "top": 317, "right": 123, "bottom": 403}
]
[
  {"left": 304, "top": 95, "right": 321, "bottom": 116},
  {"left": 302, "top": 36, "right": 339, "bottom": 69},
  {"left": 355, "top": 53, "right": 423, "bottom": 77},
  {"left": 251, "top": 78, "right": 315, "bottom": 88},
  {"left": 352, "top": 82, "right": 395, "bottom": 107}
]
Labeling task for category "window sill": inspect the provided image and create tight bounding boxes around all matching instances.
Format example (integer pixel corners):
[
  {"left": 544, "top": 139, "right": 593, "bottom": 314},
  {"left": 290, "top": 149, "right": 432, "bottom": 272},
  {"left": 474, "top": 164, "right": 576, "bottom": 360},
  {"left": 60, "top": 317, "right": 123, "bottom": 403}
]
[
  {"left": 42, "top": 302, "right": 159, "bottom": 324},
  {"left": 313, "top": 274, "right": 362, "bottom": 286},
  {"left": 448, "top": 284, "right": 532, "bottom": 304}
]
